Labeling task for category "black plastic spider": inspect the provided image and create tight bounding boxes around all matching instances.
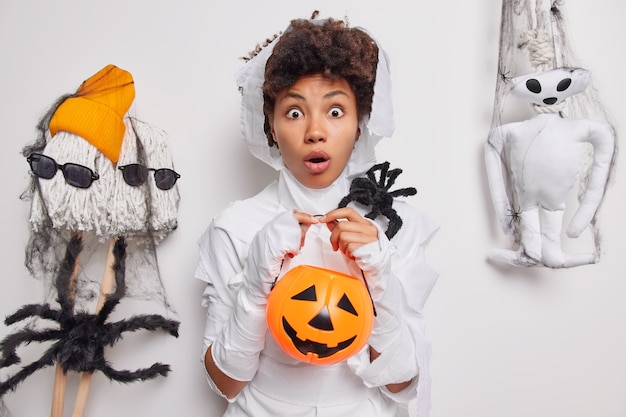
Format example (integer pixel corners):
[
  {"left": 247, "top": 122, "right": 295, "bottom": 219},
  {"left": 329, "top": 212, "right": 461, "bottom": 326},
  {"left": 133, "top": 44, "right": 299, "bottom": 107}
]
[
  {"left": 0, "top": 235, "right": 180, "bottom": 397},
  {"left": 338, "top": 161, "right": 417, "bottom": 239}
]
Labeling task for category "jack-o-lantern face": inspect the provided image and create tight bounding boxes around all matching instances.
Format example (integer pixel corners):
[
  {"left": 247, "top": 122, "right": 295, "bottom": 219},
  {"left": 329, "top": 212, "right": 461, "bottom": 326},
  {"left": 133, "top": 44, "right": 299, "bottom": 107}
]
[{"left": 266, "top": 265, "right": 374, "bottom": 366}]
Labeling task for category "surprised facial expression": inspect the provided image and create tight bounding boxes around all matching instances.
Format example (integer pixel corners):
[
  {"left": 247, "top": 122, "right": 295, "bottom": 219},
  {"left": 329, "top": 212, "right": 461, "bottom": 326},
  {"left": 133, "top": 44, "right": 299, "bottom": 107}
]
[{"left": 269, "top": 74, "right": 360, "bottom": 189}]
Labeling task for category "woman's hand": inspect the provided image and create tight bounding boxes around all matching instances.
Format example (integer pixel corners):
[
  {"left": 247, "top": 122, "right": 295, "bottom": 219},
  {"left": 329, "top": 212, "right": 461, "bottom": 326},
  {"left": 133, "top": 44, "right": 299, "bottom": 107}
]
[
  {"left": 318, "top": 207, "right": 378, "bottom": 259},
  {"left": 292, "top": 212, "right": 320, "bottom": 252}
]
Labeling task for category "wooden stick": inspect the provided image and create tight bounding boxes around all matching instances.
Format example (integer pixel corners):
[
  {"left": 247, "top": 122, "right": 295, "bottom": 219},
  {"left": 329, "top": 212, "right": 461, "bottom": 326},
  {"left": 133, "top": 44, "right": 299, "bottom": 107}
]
[
  {"left": 71, "top": 237, "right": 117, "bottom": 417},
  {"left": 70, "top": 373, "right": 93, "bottom": 417},
  {"left": 50, "top": 363, "right": 67, "bottom": 417},
  {"left": 50, "top": 231, "right": 83, "bottom": 417}
]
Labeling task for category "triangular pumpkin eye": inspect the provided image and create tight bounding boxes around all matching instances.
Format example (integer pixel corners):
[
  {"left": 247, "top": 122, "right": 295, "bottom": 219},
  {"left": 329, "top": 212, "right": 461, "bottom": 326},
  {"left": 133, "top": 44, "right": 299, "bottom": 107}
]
[
  {"left": 337, "top": 293, "right": 358, "bottom": 316},
  {"left": 291, "top": 285, "right": 317, "bottom": 301}
]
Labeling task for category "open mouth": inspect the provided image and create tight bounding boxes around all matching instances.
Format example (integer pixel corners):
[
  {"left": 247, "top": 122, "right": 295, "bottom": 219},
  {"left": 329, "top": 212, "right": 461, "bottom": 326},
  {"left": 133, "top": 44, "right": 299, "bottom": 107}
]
[
  {"left": 282, "top": 317, "right": 356, "bottom": 359},
  {"left": 304, "top": 151, "right": 330, "bottom": 174}
]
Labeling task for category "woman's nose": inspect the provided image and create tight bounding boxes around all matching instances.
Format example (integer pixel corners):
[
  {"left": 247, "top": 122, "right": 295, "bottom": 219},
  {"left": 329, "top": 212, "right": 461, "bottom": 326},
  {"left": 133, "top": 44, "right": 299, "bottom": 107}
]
[
  {"left": 305, "top": 116, "right": 326, "bottom": 143},
  {"left": 306, "top": 136, "right": 325, "bottom": 143}
]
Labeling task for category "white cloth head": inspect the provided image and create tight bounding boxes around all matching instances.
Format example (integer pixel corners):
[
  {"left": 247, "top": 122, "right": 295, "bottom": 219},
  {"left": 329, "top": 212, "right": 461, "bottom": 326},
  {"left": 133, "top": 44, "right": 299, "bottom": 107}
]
[
  {"left": 510, "top": 67, "right": 591, "bottom": 106},
  {"left": 235, "top": 19, "right": 394, "bottom": 180}
]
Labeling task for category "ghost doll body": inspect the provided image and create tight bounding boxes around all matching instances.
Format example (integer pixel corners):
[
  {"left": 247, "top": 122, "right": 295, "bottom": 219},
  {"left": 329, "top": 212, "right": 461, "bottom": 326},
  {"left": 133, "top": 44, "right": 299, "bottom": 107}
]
[{"left": 485, "top": 67, "right": 615, "bottom": 267}]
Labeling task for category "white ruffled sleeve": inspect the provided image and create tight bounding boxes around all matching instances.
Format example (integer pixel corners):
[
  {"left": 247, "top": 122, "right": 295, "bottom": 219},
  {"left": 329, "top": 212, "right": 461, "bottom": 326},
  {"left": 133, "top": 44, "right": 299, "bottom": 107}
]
[{"left": 347, "top": 203, "right": 438, "bottom": 417}]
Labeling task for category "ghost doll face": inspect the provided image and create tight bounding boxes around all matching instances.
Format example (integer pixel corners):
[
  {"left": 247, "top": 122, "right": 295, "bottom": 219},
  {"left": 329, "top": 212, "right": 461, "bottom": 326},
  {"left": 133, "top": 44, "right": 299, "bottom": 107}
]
[
  {"left": 268, "top": 74, "right": 361, "bottom": 189},
  {"left": 510, "top": 67, "right": 591, "bottom": 107}
]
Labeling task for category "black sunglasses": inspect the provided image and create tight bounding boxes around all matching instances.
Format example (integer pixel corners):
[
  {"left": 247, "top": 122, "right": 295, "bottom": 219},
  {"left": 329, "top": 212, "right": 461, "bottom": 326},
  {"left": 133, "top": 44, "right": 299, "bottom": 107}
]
[
  {"left": 118, "top": 164, "right": 180, "bottom": 190},
  {"left": 27, "top": 153, "right": 100, "bottom": 189}
]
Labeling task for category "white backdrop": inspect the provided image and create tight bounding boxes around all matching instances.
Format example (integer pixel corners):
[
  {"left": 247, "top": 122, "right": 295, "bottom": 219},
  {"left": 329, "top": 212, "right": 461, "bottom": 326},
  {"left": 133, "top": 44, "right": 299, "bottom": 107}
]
[{"left": 1, "top": 1, "right": 624, "bottom": 416}]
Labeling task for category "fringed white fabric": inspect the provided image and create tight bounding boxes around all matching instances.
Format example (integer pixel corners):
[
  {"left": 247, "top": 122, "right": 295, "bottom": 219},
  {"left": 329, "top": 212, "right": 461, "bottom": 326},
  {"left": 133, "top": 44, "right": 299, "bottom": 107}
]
[
  {"left": 113, "top": 118, "right": 180, "bottom": 241},
  {"left": 29, "top": 130, "right": 115, "bottom": 236}
]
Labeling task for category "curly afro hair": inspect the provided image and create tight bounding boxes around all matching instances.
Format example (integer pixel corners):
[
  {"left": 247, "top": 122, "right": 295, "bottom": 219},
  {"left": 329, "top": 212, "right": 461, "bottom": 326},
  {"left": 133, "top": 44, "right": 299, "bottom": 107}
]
[{"left": 262, "top": 17, "right": 379, "bottom": 147}]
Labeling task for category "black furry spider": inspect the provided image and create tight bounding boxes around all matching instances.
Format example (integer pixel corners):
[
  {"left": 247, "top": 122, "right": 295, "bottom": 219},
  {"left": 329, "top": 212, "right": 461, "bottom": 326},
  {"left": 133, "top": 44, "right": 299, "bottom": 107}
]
[
  {"left": 338, "top": 162, "right": 417, "bottom": 239},
  {"left": 0, "top": 235, "right": 179, "bottom": 397}
]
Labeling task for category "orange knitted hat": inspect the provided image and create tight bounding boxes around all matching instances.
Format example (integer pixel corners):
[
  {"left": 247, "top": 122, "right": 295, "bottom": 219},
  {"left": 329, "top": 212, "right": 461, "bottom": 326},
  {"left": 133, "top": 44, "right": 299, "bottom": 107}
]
[{"left": 49, "top": 64, "right": 135, "bottom": 163}]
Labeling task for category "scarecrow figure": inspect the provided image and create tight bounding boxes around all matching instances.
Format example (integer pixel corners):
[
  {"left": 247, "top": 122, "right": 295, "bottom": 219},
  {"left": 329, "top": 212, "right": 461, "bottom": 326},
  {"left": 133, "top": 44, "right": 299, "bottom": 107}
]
[{"left": 0, "top": 64, "right": 181, "bottom": 417}]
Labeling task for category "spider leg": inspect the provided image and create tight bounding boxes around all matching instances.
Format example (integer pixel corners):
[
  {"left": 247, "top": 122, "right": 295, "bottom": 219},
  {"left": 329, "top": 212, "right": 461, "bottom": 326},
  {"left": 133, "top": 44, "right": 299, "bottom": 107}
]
[
  {"left": 0, "top": 328, "right": 62, "bottom": 368},
  {"left": 365, "top": 166, "right": 378, "bottom": 183},
  {"left": 384, "top": 168, "right": 402, "bottom": 190},
  {"left": 4, "top": 304, "right": 60, "bottom": 326},
  {"left": 100, "top": 362, "right": 171, "bottom": 383},
  {"left": 382, "top": 207, "right": 403, "bottom": 239},
  {"left": 339, "top": 179, "right": 375, "bottom": 209},
  {"left": 366, "top": 162, "right": 389, "bottom": 186},
  {"left": 364, "top": 207, "right": 381, "bottom": 221},
  {"left": 103, "top": 315, "right": 180, "bottom": 346},
  {"left": 389, "top": 186, "right": 417, "bottom": 198},
  {"left": 0, "top": 344, "right": 58, "bottom": 397},
  {"left": 337, "top": 194, "right": 352, "bottom": 209}
]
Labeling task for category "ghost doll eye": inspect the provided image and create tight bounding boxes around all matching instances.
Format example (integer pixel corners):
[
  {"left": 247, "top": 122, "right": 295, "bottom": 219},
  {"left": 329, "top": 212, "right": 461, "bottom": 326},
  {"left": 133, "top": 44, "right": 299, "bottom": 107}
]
[
  {"left": 526, "top": 78, "right": 542, "bottom": 94},
  {"left": 557, "top": 78, "right": 572, "bottom": 92}
]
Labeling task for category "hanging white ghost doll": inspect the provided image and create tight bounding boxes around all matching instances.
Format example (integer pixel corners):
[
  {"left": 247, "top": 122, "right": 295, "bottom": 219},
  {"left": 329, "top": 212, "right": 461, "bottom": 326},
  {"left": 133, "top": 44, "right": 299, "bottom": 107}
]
[
  {"left": 484, "top": 0, "right": 617, "bottom": 268},
  {"left": 485, "top": 67, "right": 615, "bottom": 267}
]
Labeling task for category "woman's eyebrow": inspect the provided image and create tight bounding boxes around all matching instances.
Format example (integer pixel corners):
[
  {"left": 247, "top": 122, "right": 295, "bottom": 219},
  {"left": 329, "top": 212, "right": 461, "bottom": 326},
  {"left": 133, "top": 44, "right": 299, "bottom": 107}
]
[
  {"left": 280, "top": 92, "right": 305, "bottom": 101},
  {"left": 279, "top": 89, "right": 350, "bottom": 102},
  {"left": 323, "top": 90, "right": 350, "bottom": 99}
]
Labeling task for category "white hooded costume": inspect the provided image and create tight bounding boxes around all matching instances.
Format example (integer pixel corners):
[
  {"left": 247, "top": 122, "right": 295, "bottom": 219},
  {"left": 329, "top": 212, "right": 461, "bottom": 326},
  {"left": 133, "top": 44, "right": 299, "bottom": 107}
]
[{"left": 195, "top": 18, "right": 438, "bottom": 417}]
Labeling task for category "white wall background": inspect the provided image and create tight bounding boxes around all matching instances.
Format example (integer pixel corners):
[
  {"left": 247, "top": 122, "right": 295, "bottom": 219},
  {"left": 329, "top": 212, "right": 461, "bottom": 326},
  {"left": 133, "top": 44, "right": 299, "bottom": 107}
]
[{"left": 1, "top": 1, "right": 624, "bottom": 416}]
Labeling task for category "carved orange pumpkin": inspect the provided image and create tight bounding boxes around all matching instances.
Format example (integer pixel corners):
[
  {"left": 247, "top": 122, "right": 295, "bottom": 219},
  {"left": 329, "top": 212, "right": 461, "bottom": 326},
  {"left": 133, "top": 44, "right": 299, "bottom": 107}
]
[{"left": 266, "top": 265, "right": 374, "bottom": 366}]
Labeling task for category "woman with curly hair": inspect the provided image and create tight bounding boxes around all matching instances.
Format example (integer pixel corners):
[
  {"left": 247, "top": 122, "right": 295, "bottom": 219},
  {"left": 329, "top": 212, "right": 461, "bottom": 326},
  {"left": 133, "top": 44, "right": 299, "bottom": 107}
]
[{"left": 195, "top": 12, "right": 438, "bottom": 417}]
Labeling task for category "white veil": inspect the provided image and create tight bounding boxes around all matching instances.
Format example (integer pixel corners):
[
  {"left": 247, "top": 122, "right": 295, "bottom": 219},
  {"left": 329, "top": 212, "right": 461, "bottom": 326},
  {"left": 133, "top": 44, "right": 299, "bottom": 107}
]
[{"left": 235, "top": 17, "right": 395, "bottom": 181}]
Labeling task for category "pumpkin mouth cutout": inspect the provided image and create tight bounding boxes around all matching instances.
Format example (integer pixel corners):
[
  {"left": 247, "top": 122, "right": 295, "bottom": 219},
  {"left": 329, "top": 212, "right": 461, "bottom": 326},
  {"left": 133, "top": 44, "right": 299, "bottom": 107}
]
[{"left": 282, "top": 317, "right": 357, "bottom": 359}]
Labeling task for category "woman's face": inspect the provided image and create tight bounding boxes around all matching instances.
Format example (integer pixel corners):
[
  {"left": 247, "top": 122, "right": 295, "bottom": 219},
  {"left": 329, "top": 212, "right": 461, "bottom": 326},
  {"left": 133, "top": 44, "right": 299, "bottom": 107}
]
[{"left": 269, "top": 74, "right": 360, "bottom": 189}]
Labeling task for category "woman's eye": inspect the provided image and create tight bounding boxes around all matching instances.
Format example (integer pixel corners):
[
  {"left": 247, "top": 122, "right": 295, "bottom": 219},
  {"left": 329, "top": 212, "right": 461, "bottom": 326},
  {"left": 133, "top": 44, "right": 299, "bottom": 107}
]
[
  {"left": 287, "top": 108, "right": 303, "bottom": 119},
  {"left": 328, "top": 107, "right": 344, "bottom": 117}
]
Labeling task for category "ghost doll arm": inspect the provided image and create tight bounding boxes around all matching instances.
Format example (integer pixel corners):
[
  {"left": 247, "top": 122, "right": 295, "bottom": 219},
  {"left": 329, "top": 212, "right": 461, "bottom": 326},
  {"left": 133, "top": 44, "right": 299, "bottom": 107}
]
[
  {"left": 566, "top": 120, "right": 615, "bottom": 238},
  {"left": 485, "top": 124, "right": 515, "bottom": 234}
]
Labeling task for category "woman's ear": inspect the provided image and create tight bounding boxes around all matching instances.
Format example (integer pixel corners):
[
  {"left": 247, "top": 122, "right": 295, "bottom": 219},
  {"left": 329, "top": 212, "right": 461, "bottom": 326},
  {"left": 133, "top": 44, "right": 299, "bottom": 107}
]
[
  {"left": 270, "top": 122, "right": 278, "bottom": 149},
  {"left": 355, "top": 127, "right": 361, "bottom": 142}
]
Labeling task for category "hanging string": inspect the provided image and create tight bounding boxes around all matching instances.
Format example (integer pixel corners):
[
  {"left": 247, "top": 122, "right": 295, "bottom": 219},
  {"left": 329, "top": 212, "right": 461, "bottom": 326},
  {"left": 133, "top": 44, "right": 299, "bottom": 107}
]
[{"left": 518, "top": 0, "right": 566, "bottom": 114}]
